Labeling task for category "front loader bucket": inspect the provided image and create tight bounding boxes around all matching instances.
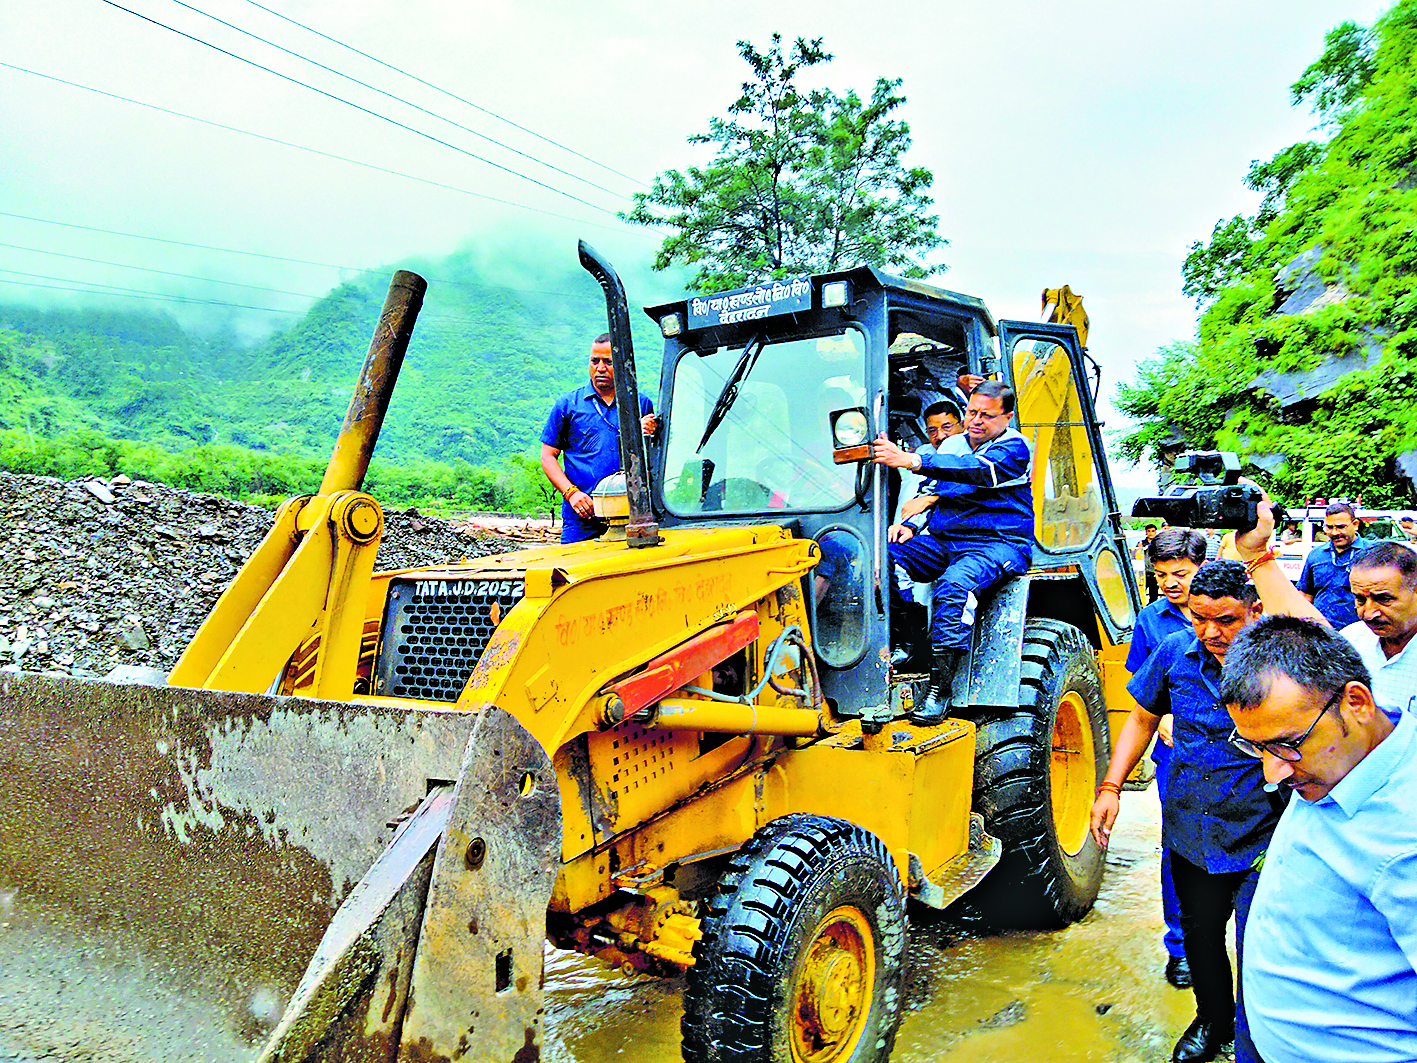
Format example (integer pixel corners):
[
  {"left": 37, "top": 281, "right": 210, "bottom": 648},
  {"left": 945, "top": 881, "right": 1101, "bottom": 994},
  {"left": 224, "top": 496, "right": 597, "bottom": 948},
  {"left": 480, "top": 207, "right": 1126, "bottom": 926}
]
[{"left": 0, "top": 672, "right": 560, "bottom": 1062}]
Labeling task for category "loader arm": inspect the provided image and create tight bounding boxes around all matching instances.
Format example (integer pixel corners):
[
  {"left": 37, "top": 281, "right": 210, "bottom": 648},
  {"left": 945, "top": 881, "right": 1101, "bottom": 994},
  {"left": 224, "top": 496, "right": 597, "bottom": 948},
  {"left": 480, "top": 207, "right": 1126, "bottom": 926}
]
[
  {"left": 168, "top": 271, "right": 424, "bottom": 698},
  {"left": 1, "top": 269, "right": 565, "bottom": 1063}
]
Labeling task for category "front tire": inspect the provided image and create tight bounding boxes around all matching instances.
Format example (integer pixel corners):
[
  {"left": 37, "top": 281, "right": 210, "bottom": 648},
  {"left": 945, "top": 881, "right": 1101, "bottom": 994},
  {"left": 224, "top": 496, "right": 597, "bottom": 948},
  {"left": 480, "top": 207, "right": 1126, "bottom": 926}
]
[
  {"left": 682, "top": 815, "right": 906, "bottom": 1063},
  {"left": 971, "top": 619, "right": 1110, "bottom": 928}
]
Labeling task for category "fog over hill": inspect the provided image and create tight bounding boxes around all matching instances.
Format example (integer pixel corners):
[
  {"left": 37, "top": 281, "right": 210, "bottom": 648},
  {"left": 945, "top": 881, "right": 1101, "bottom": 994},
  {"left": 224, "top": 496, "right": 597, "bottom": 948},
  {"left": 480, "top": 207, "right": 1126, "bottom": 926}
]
[{"left": 0, "top": 233, "right": 678, "bottom": 471}]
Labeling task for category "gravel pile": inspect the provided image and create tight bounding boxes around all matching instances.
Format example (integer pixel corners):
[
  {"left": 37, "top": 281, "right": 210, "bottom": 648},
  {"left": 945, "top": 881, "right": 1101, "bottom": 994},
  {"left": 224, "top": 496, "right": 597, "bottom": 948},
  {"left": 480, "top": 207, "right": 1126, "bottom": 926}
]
[{"left": 0, "top": 471, "right": 519, "bottom": 679}]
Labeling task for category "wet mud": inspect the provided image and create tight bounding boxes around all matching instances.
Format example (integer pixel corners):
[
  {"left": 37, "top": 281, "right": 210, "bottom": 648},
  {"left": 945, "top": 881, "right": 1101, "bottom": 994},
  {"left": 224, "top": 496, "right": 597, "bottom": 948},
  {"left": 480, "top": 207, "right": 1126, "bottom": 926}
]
[
  {"left": 543, "top": 786, "right": 1203, "bottom": 1063},
  {"left": 0, "top": 789, "right": 1202, "bottom": 1062}
]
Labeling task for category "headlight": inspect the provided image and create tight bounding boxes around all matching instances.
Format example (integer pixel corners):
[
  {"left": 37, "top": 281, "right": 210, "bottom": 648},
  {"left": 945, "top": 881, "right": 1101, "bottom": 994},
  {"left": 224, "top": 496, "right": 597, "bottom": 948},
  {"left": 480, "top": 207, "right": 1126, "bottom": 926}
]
[
  {"left": 822, "top": 280, "right": 850, "bottom": 308},
  {"left": 660, "top": 313, "right": 683, "bottom": 338},
  {"left": 832, "top": 408, "right": 869, "bottom": 447}
]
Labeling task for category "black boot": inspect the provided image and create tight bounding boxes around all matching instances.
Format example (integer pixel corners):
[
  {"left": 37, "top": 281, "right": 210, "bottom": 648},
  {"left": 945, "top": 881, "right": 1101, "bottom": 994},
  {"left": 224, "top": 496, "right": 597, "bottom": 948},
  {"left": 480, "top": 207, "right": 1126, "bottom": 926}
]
[
  {"left": 909, "top": 649, "right": 963, "bottom": 725},
  {"left": 889, "top": 601, "right": 929, "bottom": 673}
]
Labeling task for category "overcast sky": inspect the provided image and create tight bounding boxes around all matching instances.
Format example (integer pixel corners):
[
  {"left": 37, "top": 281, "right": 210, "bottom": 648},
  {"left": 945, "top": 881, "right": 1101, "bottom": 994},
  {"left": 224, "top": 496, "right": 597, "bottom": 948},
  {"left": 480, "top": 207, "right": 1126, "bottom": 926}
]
[{"left": 0, "top": 0, "right": 1394, "bottom": 484}]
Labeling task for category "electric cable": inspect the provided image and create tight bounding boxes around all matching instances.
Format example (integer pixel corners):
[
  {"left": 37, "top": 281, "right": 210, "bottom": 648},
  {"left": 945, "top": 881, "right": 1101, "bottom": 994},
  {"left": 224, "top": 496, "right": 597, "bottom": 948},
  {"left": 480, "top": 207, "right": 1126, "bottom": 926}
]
[
  {"left": 96, "top": 0, "right": 623, "bottom": 217},
  {"left": 0, "top": 241, "right": 327, "bottom": 299},
  {"left": 167, "top": 0, "right": 627, "bottom": 200},
  {"left": 0, "top": 273, "right": 308, "bottom": 314},
  {"left": 241, "top": 0, "right": 647, "bottom": 187},
  {"left": 0, "top": 61, "right": 633, "bottom": 237},
  {"left": 0, "top": 272, "right": 568, "bottom": 330},
  {"left": 0, "top": 215, "right": 589, "bottom": 298},
  {"left": 0, "top": 258, "right": 598, "bottom": 330}
]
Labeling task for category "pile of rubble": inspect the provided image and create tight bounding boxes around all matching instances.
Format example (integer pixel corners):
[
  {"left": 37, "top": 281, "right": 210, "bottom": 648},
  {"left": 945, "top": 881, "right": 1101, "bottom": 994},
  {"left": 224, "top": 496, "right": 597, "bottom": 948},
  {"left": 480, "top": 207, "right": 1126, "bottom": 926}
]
[{"left": 0, "top": 471, "right": 518, "bottom": 679}]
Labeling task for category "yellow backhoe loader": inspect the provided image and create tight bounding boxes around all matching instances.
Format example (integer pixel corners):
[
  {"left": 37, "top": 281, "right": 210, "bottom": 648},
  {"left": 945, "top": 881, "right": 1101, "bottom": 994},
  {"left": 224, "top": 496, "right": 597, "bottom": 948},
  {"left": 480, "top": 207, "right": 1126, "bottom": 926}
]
[{"left": 0, "top": 249, "right": 1142, "bottom": 1062}]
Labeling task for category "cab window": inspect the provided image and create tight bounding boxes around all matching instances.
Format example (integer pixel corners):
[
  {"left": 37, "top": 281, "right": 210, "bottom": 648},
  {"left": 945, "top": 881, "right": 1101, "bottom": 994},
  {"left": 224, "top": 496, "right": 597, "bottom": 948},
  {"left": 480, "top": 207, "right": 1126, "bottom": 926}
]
[{"left": 663, "top": 329, "right": 867, "bottom": 515}]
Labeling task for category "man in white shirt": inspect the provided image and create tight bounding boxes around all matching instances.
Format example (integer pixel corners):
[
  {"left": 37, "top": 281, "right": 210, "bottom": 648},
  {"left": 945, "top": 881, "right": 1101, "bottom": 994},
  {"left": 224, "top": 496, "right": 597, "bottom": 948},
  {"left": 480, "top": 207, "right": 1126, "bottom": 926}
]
[
  {"left": 1341, "top": 541, "right": 1417, "bottom": 713},
  {"left": 1235, "top": 507, "right": 1417, "bottom": 715}
]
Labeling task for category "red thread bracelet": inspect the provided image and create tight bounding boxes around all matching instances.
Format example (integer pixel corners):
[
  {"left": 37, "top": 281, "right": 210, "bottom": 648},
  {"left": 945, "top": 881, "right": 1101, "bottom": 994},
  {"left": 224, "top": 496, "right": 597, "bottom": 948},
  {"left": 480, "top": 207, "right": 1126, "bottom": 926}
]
[{"left": 1245, "top": 548, "right": 1278, "bottom": 576}]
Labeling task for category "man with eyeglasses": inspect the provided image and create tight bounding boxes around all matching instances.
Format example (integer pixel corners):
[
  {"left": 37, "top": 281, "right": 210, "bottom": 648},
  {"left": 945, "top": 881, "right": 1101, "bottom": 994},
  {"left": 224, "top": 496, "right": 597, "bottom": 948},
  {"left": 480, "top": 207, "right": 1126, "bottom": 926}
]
[
  {"left": 1090, "top": 559, "right": 1280, "bottom": 1063},
  {"left": 872, "top": 379, "right": 1032, "bottom": 724},
  {"left": 1236, "top": 499, "right": 1417, "bottom": 714},
  {"left": 1219, "top": 616, "right": 1415, "bottom": 1063}
]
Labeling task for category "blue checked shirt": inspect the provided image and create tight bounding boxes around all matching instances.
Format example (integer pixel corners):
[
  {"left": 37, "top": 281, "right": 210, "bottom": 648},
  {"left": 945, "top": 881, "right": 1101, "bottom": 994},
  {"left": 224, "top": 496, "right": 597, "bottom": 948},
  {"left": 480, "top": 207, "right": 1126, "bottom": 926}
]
[
  {"left": 1298, "top": 542, "right": 1361, "bottom": 628},
  {"left": 1126, "top": 630, "right": 1282, "bottom": 872}
]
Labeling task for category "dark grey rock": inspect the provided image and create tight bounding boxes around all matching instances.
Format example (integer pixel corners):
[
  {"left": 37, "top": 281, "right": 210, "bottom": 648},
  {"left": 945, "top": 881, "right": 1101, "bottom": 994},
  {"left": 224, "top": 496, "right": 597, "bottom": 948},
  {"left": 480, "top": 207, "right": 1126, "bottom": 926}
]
[{"left": 0, "top": 471, "right": 520, "bottom": 677}]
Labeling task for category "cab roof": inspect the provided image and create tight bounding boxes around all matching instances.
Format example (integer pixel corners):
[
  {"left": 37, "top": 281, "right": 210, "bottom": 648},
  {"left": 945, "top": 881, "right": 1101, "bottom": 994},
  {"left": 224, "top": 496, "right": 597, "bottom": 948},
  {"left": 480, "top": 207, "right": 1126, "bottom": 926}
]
[{"left": 643, "top": 265, "right": 998, "bottom": 337}]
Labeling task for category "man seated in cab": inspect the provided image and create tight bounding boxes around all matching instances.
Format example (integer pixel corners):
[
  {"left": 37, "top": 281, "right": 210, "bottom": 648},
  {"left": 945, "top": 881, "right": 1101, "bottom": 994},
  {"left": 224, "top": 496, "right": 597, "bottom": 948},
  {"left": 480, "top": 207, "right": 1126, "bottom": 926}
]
[
  {"left": 871, "top": 380, "right": 1033, "bottom": 725},
  {"left": 888, "top": 399, "right": 966, "bottom": 658}
]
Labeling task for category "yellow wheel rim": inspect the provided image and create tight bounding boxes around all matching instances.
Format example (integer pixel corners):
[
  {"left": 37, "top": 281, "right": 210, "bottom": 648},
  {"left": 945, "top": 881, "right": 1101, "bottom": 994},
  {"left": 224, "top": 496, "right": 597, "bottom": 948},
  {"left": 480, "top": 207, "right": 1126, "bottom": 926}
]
[
  {"left": 789, "top": 905, "right": 876, "bottom": 1063},
  {"left": 1050, "top": 690, "right": 1096, "bottom": 856}
]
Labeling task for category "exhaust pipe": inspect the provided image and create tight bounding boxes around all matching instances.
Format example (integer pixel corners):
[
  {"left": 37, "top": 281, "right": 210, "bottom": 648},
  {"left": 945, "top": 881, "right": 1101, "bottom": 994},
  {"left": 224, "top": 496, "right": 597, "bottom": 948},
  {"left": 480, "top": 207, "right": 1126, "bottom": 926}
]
[{"left": 578, "top": 241, "right": 660, "bottom": 548}]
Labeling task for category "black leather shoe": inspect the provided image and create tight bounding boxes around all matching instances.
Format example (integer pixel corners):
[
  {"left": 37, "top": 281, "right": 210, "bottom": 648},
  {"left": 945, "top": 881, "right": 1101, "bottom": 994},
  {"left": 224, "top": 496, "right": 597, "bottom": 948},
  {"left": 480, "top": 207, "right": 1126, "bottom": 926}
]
[
  {"left": 1171, "top": 1017, "right": 1233, "bottom": 1063},
  {"left": 1165, "top": 955, "right": 1192, "bottom": 989}
]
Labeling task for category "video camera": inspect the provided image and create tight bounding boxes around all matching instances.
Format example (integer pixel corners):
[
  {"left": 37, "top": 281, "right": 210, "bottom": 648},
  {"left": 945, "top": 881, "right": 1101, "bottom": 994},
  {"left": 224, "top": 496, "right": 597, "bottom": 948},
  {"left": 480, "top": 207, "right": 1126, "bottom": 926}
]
[{"left": 1131, "top": 451, "right": 1279, "bottom": 533}]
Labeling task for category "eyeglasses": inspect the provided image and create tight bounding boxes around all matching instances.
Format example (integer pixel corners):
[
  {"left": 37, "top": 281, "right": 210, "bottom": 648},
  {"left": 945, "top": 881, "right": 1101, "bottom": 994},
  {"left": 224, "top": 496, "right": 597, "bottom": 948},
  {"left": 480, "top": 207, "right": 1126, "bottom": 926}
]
[
  {"left": 1229, "top": 685, "right": 1345, "bottom": 762},
  {"left": 964, "top": 408, "right": 1008, "bottom": 422}
]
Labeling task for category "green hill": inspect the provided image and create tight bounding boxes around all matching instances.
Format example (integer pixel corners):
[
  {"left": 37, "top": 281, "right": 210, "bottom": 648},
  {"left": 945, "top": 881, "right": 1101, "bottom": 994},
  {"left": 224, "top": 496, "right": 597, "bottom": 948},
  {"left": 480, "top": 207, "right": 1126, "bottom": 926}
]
[{"left": 0, "top": 240, "right": 676, "bottom": 511}]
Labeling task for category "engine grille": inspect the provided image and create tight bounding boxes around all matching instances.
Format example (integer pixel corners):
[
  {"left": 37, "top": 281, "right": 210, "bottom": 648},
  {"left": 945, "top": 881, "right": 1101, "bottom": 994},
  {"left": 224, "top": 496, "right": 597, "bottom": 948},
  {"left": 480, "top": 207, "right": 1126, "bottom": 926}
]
[{"left": 374, "top": 573, "right": 525, "bottom": 702}]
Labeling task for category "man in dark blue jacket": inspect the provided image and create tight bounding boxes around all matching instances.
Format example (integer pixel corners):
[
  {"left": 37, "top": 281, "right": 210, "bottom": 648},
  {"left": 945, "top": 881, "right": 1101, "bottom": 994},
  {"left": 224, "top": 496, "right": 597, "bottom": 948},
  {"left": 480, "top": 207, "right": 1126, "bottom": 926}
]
[{"left": 872, "top": 379, "right": 1033, "bottom": 724}]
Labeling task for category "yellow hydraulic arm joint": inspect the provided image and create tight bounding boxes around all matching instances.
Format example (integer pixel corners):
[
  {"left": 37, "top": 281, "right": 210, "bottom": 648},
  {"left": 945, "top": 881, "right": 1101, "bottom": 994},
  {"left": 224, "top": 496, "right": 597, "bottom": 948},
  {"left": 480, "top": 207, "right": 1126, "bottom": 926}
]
[
  {"left": 1041, "top": 285, "right": 1089, "bottom": 349},
  {"left": 168, "top": 270, "right": 426, "bottom": 698}
]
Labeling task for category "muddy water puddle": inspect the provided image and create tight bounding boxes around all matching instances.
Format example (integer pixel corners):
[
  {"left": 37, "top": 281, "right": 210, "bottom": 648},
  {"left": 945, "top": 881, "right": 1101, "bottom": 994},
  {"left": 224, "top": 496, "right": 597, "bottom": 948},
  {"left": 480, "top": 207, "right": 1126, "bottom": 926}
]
[{"left": 545, "top": 786, "right": 1199, "bottom": 1062}]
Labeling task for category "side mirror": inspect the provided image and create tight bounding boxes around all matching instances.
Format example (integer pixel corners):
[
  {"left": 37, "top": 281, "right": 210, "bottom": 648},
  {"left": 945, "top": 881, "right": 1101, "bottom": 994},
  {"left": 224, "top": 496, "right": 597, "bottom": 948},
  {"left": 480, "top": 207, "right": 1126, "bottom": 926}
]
[{"left": 830, "top": 407, "right": 872, "bottom": 464}]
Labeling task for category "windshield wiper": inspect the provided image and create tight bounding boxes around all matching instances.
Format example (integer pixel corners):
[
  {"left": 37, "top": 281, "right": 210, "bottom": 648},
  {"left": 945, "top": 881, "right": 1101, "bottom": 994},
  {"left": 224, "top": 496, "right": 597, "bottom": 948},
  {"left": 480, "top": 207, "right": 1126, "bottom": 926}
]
[{"left": 696, "top": 332, "right": 766, "bottom": 454}]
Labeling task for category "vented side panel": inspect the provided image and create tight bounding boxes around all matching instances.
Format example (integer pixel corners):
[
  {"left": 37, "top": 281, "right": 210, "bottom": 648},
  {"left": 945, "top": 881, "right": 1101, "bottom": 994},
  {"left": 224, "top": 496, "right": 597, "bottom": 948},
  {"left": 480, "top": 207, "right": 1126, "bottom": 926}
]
[{"left": 375, "top": 575, "right": 525, "bottom": 701}]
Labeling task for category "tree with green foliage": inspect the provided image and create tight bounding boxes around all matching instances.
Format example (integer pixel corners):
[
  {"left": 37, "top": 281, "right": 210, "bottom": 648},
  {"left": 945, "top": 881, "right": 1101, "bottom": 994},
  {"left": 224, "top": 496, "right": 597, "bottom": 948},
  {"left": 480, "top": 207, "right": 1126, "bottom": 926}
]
[
  {"left": 1123, "top": 0, "right": 1417, "bottom": 507},
  {"left": 1181, "top": 21, "right": 1378, "bottom": 305},
  {"left": 622, "top": 34, "right": 944, "bottom": 292}
]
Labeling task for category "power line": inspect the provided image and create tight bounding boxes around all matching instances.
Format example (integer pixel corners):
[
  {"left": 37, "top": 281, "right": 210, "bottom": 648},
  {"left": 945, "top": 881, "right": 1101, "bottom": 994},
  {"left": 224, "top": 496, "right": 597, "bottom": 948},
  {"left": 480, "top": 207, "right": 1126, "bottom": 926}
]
[
  {"left": 0, "top": 60, "right": 618, "bottom": 235},
  {"left": 0, "top": 241, "right": 324, "bottom": 299},
  {"left": 168, "top": 0, "right": 627, "bottom": 201},
  {"left": 241, "top": 0, "right": 647, "bottom": 189},
  {"left": 0, "top": 272, "right": 307, "bottom": 314},
  {"left": 0, "top": 274, "right": 567, "bottom": 335},
  {"left": 0, "top": 208, "right": 600, "bottom": 300},
  {"left": 0, "top": 61, "right": 634, "bottom": 238},
  {"left": 97, "top": 0, "right": 624, "bottom": 218}
]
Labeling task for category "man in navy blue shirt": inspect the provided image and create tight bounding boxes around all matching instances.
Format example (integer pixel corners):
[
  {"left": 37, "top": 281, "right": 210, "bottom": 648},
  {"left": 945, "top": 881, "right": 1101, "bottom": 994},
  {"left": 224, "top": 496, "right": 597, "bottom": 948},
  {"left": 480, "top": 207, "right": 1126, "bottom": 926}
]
[
  {"left": 1092, "top": 560, "right": 1281, "bottom": 1063},
  {"left": 539, "top": 333, "right": 655, "bottom": 544},
  {"left": 1127, "top": 527, "right": 1209, "bottom": 990},
  {"left": 1297, "top": 501, "right": 1362, "bottom": 627},
  {"left": 872, "top": 380, "right": 1033, "bottom": 724}
]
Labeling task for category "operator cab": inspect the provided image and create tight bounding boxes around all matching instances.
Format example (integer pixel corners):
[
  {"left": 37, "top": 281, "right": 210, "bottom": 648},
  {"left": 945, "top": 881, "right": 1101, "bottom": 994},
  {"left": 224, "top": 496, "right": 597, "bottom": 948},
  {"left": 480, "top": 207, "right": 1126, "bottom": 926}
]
[{"left": 644, "top": 268, "right": 1136, "bottom": 728}]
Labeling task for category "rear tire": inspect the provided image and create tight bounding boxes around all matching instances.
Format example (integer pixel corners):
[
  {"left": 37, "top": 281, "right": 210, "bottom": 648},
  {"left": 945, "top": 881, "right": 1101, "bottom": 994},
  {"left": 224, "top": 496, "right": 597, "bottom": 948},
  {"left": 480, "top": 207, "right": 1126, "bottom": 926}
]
[
  {"left": 971, "top": 619, "right": 1109, "bottom": 928},
  {"left": 682, "top": 815, "right": 905, "bottom": 1063}
]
